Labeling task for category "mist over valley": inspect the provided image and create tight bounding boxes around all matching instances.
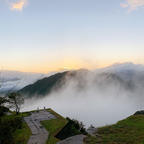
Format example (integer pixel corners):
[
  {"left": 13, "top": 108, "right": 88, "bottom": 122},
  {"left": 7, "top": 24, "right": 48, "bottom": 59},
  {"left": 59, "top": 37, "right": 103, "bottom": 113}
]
[
  {"left": 4, "top": 62, "right": 143, "bottom": 128},
  {"left": 1, "top": 63, "right": 144, "bottom": 127}
]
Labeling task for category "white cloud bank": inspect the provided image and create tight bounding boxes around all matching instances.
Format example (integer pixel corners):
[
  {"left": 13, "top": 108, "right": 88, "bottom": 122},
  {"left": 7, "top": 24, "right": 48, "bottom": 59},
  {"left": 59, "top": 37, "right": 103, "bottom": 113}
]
[
  {"left": 121, "top": 0, "right": 144, "bottom": 11},
  {"left": 22, "top": 63, "right": 144, "bottom": 127}
]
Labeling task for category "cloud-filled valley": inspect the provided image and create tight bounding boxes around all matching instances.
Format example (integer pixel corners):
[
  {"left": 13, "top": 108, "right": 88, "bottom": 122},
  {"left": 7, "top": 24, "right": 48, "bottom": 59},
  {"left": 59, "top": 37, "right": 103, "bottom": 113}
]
[
  {"left": 19, "top": 63, "right": 144, "bottom": 127},
  {"left": 1, "top": 63, "right": 144, "bottom": 127}
]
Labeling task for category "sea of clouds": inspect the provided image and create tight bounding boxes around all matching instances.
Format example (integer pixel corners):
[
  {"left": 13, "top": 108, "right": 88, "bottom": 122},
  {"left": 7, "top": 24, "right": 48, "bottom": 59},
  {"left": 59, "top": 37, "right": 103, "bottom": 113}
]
[{"left": 22, "top": 63, "right": 144, "bottom": 128}]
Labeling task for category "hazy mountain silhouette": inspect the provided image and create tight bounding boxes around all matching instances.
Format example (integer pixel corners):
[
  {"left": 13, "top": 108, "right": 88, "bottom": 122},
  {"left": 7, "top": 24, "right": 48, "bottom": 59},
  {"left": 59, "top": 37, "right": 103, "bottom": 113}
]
[
  {"left": 19, "top": 72, "right": 68, "bottom": 96},
  {"left": 18, "top": 65, "right": 141, "bottom": 97},
  {"left": 19, "top": 69, "right": 91, "bottom": 97}
]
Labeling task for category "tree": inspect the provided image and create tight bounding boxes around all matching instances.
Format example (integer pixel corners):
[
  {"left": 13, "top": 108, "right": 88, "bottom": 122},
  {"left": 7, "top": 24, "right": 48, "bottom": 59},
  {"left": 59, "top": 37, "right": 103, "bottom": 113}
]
[
  {"left": 7, "top": 92, "right": 24, "bottom": 115},
  {"left": 0, "top": 97, "right": 8, "bottom": 106},
  {"left": 0, "top": 97, "right": 9, "bottom": 116}
]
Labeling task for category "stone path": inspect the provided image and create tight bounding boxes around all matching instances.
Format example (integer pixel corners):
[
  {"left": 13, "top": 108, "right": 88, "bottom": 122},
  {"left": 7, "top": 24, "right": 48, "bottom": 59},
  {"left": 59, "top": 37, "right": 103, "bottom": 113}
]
[
  {"left": 24, "top": 110, "right": 56, "bottom": 144},
  {"left": 56, "top": 135, "right": 86, "bottom": 144}
]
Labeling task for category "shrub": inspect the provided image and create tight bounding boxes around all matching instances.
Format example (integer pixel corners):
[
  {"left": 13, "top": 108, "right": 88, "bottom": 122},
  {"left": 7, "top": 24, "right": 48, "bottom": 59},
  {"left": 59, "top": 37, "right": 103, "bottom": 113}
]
[
  {"left": 134, "top": 110, "right": 144, "bottom": 115},
  {"left": 0, "top": 115, "right": 23, "bottom": 144},
  {"left": 0, "top": 106, "right": 9, "bottom": 117},
  {"left": 56, "top": 117, "right": 87, "bottom": 140}
]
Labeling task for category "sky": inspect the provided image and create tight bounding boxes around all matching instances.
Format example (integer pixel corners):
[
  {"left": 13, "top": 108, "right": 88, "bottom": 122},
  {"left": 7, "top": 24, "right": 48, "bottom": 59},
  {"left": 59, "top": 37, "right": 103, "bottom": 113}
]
[{"left": 0, "top": 0, "right": 144, "bottom": 73}]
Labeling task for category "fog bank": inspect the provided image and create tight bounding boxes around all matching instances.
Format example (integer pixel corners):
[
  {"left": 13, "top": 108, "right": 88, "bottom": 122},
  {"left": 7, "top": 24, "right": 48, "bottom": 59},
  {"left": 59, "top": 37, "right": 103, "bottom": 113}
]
[{"left": 22, "top": 63, "right": 144, "bottom": 127}]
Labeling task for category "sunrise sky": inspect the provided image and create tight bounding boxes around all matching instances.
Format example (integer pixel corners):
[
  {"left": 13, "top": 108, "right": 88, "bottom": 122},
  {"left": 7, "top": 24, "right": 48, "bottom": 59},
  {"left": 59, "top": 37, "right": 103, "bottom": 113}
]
[{"left": 0, "top": 0, "right": 144, "bottom": 73}]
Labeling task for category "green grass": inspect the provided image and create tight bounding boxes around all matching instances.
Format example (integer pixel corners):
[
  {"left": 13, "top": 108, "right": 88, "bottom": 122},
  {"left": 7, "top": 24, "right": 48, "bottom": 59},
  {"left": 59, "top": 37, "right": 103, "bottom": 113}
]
[
  {"left": 85, "top": 115, "right": 144, "bottom": 144},
  {"left": 0, "top": 112, "right": 31, "bottom": 144},
  {"left": 41, "top": 109, "right": 68, "bottom": 144},
  {"left": 1, "top": 109, "right": 67, "bottom": 144},
  {"left": 13, "top": 121, "right": 31, "bottom": 144},
  {"left": 12, "top": 112, "right": 31, "bottom": 144}
]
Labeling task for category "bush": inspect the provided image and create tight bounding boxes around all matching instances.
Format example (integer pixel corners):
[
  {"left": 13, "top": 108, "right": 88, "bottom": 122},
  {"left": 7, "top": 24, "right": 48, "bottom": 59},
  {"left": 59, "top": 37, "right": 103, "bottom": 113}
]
[
  {"left": 134, "top": 110, "right": 144, "bottom": 115},
  {"left": 0, "top": 106, "right": 9, "bottom": 117},
  {"left": 56, "top": 117, "right": 87, "bottom": 140},
  {"left": 0, "top": 115, "right": 23, "bottom": 144}
]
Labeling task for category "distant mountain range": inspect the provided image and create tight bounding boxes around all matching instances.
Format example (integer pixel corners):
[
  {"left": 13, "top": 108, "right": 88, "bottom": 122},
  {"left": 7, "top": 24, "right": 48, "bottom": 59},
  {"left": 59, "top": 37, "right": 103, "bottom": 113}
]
[
  {"left": 19, "top": 69, "right": 89, "bottom": 96},
  {"left": 0, "top": 70, "right": 56, "bottom": 93},
  {"left": 1, "top": 63, "right": 144, "bottom": 97},
  {"left": 19, "top": 71, "right": 68, "bottom": 96},
  {"left": 19, "top": 63, "right": 144, "bottom": 97}
]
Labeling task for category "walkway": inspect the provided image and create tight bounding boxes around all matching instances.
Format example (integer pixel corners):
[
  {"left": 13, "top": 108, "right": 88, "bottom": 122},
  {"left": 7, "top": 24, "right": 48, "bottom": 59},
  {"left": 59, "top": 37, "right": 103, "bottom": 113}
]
[{"left": 24, "top": 110, "right": 56, "bottom": 144}]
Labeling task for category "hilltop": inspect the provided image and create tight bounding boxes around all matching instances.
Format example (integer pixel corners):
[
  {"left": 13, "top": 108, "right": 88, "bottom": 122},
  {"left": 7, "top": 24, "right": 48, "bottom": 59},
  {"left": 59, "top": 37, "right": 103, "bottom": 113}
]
[
  {"left": 1, "top": 108, "right": 144, "bottom": 144},
  {"left": 0, "top": 108, "right": 87, "bottom": 144},
  {"left": 85, "top": 111, "right": 144, "bottom": 144}
]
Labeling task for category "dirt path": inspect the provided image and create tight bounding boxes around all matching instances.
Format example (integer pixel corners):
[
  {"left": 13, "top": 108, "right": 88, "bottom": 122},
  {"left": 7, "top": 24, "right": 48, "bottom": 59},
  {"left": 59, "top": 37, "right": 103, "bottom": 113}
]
[
  {"left": 56, "top": 135, "right": 86, "bottom": 144},
  {"left": 24, "top": 110, "right": 56, "bottom": 144}
]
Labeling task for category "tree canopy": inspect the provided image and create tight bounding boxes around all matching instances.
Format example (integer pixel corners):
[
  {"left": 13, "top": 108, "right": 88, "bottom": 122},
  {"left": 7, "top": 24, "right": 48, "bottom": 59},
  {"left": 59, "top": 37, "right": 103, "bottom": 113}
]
[{"left": 7, "top": 92, "right": 24, "bottom": 115}]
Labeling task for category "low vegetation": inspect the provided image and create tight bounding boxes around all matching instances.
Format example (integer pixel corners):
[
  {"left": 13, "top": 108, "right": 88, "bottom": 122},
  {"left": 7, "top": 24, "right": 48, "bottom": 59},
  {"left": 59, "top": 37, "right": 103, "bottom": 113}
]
[
  {"left": 85, "top": 114, "right": 144, "bottom": 144},
  {"left": 0, "top": 113, "right": 31, "bottom": 144},
  {"left": 41, "top": 109, "right": 87, "bottom": 144},
  {"left": 41, "top": 109, "right": 68, "bottom": 144},
  {"left": 56, "top": 117, "right": 87, "bottom": 140},
  {"left": 0, "top": 105, "right": 85, "bottom": 144},
  {"left": 13, "top": 120, "right": 31, "bottom": 144},
  {"left": 0, "top": 93, "right": 30, "bottom": 144}
]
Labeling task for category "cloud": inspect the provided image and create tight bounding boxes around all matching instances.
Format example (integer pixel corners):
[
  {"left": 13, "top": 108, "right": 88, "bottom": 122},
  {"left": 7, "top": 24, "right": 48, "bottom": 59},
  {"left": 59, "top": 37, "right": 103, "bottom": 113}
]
[
  {"left": 22, "top": 63, "right": 144, "bottom": 127},
  {"left": 121, "top": 0, "right": 144, "bottom": 11},
  {"left": 10, "top": 0, "right": 28, "bottom": 11}
]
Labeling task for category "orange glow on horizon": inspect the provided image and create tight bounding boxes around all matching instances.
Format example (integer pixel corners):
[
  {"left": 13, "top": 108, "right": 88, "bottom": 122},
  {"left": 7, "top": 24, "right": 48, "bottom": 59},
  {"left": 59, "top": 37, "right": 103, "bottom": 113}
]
[
  {"left": 0, "top": 60, "right": 121, "bottom": 73},
  {"left": 1, "top": 54, "right": 139, "bottom": 73}
]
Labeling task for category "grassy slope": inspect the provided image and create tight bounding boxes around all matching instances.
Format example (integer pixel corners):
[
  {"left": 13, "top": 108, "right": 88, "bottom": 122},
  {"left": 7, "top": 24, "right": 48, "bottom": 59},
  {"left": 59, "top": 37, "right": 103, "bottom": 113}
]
[
  {"left": 13, "top": 122, "right": 31, "bottom": 144},
  {"left": 13, "top": 113, "right": 31, "bottom": 144},
  {"left": 41, "top": 109, "right": 68, "bottom": 144},
  {"left": 85, "top": 115, "right": 144, "bottom": 144},
  {"left": 1, "top": 112, "right": 31, "bottom": 144},
  {"left": 12, "top": 109, "right": 67, "bottom": 144},
  {"left": 1, "top": 109, "right": 66, "bottom": 144}
]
